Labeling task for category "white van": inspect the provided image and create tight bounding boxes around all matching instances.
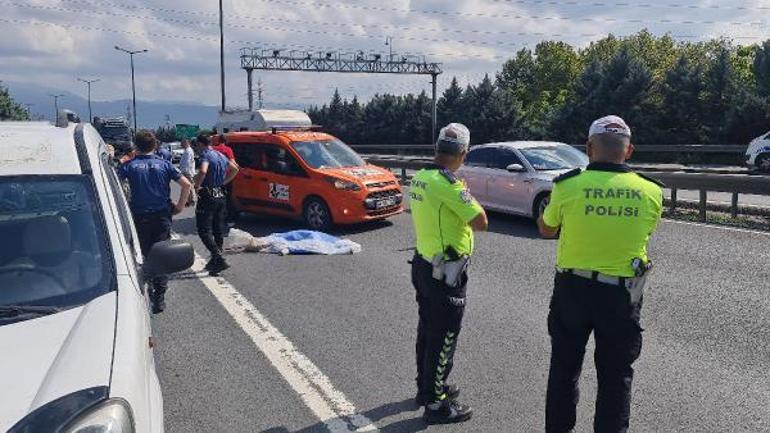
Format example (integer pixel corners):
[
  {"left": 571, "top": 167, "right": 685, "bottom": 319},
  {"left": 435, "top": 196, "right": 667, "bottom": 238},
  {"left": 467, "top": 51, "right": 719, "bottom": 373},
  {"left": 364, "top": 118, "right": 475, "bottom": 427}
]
[
  {"left": 746, "top": 131, "right": 770, "bottom": 172},
  {"left": 214, "top": 109, "right": 312, "bottom": 133},
  {"left": 0, "top": 114, "right": 193, "bottom": 432}
]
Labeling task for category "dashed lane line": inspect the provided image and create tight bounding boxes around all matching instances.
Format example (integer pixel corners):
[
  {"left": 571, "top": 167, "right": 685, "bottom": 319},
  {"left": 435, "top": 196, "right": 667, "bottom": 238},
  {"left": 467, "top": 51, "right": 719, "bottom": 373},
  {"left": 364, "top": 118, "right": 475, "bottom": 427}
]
[{"left": 173, "top": 235, "right": 379, "bottom": 432}]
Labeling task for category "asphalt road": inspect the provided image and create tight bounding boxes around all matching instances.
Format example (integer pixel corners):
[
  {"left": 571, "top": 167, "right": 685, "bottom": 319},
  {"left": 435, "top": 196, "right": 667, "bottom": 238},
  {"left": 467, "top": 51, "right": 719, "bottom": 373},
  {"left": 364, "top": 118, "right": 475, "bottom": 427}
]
[{"left": 153, "top": 204, "right": 770, "bottom": 432}]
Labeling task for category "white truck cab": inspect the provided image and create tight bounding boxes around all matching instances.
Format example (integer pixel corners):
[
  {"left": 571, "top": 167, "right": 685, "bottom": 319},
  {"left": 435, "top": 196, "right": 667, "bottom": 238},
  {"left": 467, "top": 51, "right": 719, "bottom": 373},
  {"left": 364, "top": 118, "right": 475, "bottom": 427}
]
[
  {"left": 0, "top": 114, "right": 193, "bottom": 433},
  {"left": 746, "top": 131, "right": 770, "bottom": 172}
]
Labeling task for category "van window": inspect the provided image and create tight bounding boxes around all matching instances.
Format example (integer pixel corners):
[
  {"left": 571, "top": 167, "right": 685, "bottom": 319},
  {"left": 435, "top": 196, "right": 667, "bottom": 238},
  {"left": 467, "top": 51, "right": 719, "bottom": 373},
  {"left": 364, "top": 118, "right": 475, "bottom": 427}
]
[
  {"left": 265, "top": 145, "right": 305, "bottom": 176},
  {"left": 231, "top": 143, "right": 264, "bottom": 170}
]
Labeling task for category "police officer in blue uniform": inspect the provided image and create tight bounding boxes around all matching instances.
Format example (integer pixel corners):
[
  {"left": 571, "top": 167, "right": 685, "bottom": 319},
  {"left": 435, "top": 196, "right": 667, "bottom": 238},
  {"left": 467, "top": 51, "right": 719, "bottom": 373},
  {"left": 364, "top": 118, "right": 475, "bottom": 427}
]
[
  {"left": 156, "top": 143, "right": 173, "bottom": 162},
  {"left": 193, "top": 134, "right": 239, "bottom": 276},
  {"left": 118, "top": 130, "right": 192, "bottom": 313}
]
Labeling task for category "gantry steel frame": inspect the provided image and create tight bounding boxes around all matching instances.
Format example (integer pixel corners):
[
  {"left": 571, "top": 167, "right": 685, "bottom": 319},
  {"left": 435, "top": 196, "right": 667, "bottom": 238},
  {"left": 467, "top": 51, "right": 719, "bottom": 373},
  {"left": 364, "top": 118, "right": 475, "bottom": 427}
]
[{"left": 239, "top": 47, "right": 443, "bottom": 141}]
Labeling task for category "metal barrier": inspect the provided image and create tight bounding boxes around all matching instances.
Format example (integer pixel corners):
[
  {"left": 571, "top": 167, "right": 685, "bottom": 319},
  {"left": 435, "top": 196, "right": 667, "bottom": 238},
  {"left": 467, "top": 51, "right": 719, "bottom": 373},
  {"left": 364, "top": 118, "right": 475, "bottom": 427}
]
[
  {"left": 352, "top": 144, "right": 748, "bottom": 155},
  {"left": 365, "top": 157, "right": 770, "bottom": 221}
]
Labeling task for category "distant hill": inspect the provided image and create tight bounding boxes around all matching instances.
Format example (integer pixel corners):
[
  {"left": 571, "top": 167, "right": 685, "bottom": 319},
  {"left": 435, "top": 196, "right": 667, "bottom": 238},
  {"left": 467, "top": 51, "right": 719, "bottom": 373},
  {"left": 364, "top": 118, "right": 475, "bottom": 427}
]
[{"left": 6, "top": 81, "right": 219, "bottom": 129}]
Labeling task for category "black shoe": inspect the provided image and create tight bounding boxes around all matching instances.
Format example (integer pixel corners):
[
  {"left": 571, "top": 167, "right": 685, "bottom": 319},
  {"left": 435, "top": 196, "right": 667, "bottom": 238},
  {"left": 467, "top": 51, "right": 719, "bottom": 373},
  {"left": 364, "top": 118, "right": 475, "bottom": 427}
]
[
  {"left": 151, "top": 297, "right": 166, "bottom": 314},
  {"left": 423, "top": 399, "right": 473, "bottom": 425},
  {"left": 415, "top": 384, "right": 460, "bottom": 406},
  {"left": 204, "top": 259, "right": 214, "bottom": 271},
  {"left": 208, "top": 257, "right": 230, "bottom": 276}
]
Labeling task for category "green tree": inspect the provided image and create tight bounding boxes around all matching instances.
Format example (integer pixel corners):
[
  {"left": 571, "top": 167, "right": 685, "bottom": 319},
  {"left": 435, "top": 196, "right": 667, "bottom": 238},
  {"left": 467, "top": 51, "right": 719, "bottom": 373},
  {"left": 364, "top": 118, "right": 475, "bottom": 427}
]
[
  {"left": 403, "top": 91, "right": 432, "bottom": 144},
  {"left": 556, "top": 48, "right": 653, "bottom": 143},
  {"left": 437, "top": 77, "right": 465, "bottom": 127},
  {"left": 463, "top": 75, "right": 520, "bottom": 144},
  {"left": 657, "top": 55, "right": 707, "bottom": 143},
  {"left": 753, "top": 40, "right": 770, "bottom": 97},
  {"left": 496, "top": 48, "right": 536, "bottom": 103},
  {"left": 0, "top": 84, "right": 29, "bottom": 121},
  {"left": 703, "top": 47, "right": 737, "bottom": 141}
]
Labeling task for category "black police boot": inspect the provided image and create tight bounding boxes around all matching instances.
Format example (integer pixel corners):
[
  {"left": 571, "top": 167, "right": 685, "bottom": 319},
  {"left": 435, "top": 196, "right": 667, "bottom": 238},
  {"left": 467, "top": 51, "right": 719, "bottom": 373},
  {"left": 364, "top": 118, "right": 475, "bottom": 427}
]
[
  {"left": 423, "top": 399, "right": 473, "bottom": 425},
  {"left": 151, "top": 296, "right": 166, "bottom": 314},
  {"left": 204, "top": 258, "right": 214, "bottom": 271},
  {"left": 208, "top": 256, "right": 230, "bottom": 277},
  {"left": 415, "top": 384, "right": 460, "bottom": 407}
]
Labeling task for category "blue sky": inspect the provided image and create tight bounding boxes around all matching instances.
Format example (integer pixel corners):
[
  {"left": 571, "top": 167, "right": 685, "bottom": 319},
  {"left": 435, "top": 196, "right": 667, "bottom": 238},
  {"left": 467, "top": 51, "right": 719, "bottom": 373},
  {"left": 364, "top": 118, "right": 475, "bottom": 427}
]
[{"left": 1, "top": 0, "right": 766, "bottom": 111}]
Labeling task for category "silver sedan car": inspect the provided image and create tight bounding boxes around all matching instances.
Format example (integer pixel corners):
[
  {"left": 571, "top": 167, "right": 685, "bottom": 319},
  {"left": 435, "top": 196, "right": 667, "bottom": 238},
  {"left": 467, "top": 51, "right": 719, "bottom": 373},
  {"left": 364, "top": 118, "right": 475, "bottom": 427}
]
[{"left": 456, "top": 141, "right": 589, "bottom": 219}]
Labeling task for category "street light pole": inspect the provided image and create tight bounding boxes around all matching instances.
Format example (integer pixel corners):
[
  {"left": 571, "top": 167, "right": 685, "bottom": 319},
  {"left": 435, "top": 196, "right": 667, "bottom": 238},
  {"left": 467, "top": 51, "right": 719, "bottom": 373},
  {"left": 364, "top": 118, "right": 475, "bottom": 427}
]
[
  {"left": 385, "top": 36, "right": 394, "bottom": 62},
  {"left": 115, "top": 46, "right": 148, "bottom": 131},
  {"left": 77, "top": 77, "right": 100, "bottom": 123},
  {"left": 219, "top": 0, "right": 226, "bottom": 112},
  {"left": 48, "top": 93, "right": 65, "bottom": 121}
]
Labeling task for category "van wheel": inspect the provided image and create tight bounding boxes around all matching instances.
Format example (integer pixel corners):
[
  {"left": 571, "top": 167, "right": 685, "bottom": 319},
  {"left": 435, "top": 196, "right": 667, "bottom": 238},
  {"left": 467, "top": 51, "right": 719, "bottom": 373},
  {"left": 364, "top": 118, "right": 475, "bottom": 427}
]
[
  {"left": 756, "top": 153, "right": 770, "bottom": 172},
  {"left": 533, "top": 193, "right": 550, "bottom": 220},
  {"left": 303, "top": 197, "right": 333, "bottom": 231}
]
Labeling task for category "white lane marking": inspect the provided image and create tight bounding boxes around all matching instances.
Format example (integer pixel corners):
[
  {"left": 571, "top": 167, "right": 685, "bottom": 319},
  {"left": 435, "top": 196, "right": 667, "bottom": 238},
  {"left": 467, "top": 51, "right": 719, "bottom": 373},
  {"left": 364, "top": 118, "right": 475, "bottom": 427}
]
[
  {"left": 663, "top": 218, "right": 770, "bottom": 236},
  {"left": 173, "top": 236, "right": 378, "bottom": 432}
]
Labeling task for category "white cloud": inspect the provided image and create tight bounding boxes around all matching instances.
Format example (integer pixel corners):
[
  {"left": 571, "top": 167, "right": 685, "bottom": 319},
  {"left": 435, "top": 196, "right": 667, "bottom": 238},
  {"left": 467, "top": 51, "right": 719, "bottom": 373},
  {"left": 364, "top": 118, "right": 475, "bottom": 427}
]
[{"left": 0, "top": 0, "right": 765, "bottom": 109}]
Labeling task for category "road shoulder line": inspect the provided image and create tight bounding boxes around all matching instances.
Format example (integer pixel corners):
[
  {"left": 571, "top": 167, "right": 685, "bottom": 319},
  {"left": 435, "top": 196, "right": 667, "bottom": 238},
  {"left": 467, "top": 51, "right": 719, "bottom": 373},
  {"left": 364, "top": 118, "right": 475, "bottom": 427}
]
[{"left": 180, "top": 242, "right": 379, "bottom": 432}]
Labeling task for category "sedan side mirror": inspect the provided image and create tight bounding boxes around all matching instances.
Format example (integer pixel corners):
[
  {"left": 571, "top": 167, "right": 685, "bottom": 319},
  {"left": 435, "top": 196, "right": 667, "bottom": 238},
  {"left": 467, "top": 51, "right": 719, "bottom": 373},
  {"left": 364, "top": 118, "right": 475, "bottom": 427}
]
[
  {"left": 143, "top": 240, "right": 195, "bottom": 278},
  {"left": 506, "top": 163, "right": 525, "bottom": 172}
]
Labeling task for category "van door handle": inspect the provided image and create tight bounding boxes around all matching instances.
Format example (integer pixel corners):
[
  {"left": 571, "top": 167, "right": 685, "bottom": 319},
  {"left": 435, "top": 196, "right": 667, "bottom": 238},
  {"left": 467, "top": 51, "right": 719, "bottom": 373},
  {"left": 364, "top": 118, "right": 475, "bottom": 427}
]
[
  {"left": 259, "top": 177, "right": 268, "bottom": 181},
  {"left": 242, "top": 174, "right": 253, "bottom": 180}
]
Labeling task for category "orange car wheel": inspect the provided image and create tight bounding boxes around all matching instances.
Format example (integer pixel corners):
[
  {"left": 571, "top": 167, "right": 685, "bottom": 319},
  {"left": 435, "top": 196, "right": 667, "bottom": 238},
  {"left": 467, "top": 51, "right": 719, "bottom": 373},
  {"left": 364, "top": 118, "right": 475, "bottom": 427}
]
[{"left": 303, "top": 197, "right": 333, "bottom": 231}]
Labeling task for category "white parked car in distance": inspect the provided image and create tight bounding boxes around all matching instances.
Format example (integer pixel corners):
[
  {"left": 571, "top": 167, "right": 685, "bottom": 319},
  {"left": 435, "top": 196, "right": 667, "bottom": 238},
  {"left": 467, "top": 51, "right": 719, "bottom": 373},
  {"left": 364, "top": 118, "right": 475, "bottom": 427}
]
[
  {"left": 0, "top": 114, "right": 193, "bottom": 433},
  {"left": 457, "top": 141, "right": 589, "bottom": 219},
  {"left": 745, "top": 131, "right": 770, "bottom": 172}
]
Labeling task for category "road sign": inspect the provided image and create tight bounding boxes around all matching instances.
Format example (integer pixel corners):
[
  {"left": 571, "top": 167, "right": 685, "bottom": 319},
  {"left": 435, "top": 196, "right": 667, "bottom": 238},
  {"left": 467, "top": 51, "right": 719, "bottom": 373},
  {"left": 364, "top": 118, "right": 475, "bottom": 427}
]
[{"left": 175, "top": 124, "right": 199, "bottom": 140}]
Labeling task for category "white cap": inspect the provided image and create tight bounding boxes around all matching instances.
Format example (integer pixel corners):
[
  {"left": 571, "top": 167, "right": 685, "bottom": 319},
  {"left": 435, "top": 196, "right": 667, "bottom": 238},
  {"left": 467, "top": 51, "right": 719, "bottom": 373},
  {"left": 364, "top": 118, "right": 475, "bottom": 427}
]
[
  {"left": 589, "top": 115, "right": 631, "bottom": 138},
  {"left": 436, "top": 123, "right": 471, "bottom": 155}
]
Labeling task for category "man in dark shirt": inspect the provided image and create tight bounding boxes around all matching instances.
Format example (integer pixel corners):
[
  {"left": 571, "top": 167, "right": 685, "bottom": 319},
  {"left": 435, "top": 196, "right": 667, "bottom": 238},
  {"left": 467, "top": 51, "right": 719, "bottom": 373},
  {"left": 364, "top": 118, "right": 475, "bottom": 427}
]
[
  {"left": 193, "top": 134, "right": 239, "bottom": 276},
  {"left": 118, "top": 130, "right": 191, "bottom": 313}
]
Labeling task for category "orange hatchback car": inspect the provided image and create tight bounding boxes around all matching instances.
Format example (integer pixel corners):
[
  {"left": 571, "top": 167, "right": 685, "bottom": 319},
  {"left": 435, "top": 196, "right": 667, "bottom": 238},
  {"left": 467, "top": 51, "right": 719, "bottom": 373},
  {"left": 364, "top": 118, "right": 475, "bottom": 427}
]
[{"left": 219, "top": 130, "right": 404, "bottom": 230}]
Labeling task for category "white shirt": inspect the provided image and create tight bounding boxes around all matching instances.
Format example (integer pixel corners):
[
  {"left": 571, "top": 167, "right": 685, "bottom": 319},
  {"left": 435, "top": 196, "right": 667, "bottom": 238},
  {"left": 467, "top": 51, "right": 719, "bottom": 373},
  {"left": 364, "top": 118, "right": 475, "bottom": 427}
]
[{"left": 179, "top": 147, "right": 195, "bottom": 175}]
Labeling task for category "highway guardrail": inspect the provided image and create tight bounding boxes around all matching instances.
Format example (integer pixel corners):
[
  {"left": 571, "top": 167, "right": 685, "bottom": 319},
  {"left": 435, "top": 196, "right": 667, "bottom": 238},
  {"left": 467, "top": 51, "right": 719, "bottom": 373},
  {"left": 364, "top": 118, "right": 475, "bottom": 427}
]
[
  {"left": 365, "top": 157, "right": 770, "bottom": 221},
  {"left": 352, "top": 144, "right": 748, "bottom": 155}
]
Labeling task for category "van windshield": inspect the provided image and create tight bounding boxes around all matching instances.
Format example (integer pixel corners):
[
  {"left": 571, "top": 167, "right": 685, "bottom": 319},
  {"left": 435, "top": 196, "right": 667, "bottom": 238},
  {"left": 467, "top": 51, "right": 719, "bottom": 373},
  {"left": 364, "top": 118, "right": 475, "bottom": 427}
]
[
  {"left": 0, "top": 176, "right": 113, "bottom": 317},
  {"left": 292, "top": 140, "right": 365, "bottom": 169}
]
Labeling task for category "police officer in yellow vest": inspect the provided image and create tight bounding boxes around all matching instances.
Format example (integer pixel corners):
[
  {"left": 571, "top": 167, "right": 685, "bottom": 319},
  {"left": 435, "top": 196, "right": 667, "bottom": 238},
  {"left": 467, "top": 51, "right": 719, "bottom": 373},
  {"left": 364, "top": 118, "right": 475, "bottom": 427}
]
[
  {"left": 410, "top": 123, "right": 488, "bottom": 425},
  {"left": 538, "top": 116, "right": 664, "bottom": 433}
]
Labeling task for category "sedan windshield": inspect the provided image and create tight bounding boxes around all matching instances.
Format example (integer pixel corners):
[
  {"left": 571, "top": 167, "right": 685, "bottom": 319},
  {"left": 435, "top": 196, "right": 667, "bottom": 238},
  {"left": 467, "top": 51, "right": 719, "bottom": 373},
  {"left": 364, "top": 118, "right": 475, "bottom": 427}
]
[
  {"left": 0, "top": 176, "right": 113, "bottom": 315},
  {"left": 520, "top": 146, "right": 588, "bottom": 171},
  {"left": 292, "top": 140, "right": 365, "bottom": 169}
]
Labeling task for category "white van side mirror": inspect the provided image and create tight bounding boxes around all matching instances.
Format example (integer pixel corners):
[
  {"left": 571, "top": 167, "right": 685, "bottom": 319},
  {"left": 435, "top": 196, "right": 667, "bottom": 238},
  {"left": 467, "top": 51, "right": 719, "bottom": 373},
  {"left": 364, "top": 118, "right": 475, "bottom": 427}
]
[{"left": 506, "top": 163, "right": 525, "bottom": 172}]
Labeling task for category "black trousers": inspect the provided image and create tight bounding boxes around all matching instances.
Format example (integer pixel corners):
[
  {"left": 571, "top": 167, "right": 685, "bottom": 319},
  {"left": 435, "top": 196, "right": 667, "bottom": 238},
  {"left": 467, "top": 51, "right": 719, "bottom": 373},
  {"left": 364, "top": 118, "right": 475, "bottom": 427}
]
[
  {"left": 133, "top": 210, "right": 171, "bottom": 299},
  {"left": 412, "top": 254, "right": 468, "bottom": 403},
  {"left": 196, "top": 190, "right": 226, "bottom": 259},
  {"left": 545, "top": 272, "right": 644, "bottom": 433},
  {"left": 224, "top": 183, "right": 237, "bottom": 223}
]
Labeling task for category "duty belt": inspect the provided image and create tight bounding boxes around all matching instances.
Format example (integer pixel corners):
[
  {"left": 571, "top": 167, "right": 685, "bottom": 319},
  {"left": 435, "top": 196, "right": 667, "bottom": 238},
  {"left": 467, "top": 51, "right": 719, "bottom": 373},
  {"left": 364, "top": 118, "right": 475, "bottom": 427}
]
[
  {"left": 556, "top": 266, "right": 627, "bottom": 286},
  {"left": 200, "top": 186, "right": 225, "bottom": 197}
]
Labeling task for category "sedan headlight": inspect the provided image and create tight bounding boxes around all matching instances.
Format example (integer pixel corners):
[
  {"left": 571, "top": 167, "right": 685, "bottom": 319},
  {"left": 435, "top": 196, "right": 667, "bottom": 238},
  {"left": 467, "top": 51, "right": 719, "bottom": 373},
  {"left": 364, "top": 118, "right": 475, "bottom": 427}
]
[
  {"left": 325, "top": 176, "right": 361, "bottom": 191},
  {"left": 63, "top": 399, "right": 134, "bottom": 433}
]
